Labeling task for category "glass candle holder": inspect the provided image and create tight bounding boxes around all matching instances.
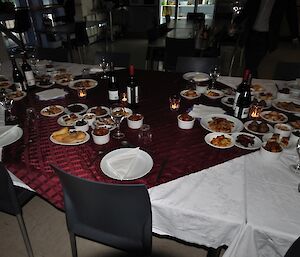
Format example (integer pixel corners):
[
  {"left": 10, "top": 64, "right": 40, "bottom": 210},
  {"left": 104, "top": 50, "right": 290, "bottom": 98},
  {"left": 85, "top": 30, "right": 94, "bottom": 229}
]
[
  {"left": 249, "top": 104, "right": 262, "bottom": 119},
  {"left": 121, "top": 92, "right": 128, "bottom": 107},
  {"left": 169, "top": 95, "right": 181, "bottom": 111},
  {"left": 77, "top": 86, "right": 87, "bottom": 99}
]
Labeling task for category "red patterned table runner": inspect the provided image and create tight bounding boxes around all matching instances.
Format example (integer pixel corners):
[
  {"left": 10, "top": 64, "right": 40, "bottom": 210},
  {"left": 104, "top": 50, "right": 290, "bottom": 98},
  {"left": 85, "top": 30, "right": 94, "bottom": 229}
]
[{"left": 5, "top": 69, "right": 249, "bottom": 210}]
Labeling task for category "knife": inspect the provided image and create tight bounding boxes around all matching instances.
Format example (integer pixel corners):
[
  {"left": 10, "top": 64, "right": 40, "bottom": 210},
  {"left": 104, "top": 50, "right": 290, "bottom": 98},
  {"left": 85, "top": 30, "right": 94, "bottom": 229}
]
[{"left": 156, "top": 157, "right": 169, "bottom": 183}]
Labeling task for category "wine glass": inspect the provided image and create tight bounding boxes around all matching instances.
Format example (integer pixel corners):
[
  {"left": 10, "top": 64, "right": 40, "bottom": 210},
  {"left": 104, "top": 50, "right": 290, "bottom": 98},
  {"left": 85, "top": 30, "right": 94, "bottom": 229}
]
[
  {"left": 209, "top": 65, "right": 220, "bottom": 89},
  {"left": 295, "top": 138, "right": 300, "bottom": 173},
  {"left": 110, "top": 104, "right": 126, "bottom": 139},
  {"left": 99, "top": 57, "right": 109, "bottom": 79},
  {"left": 0, "top": 97, "right": 16, "bottom": 122}
]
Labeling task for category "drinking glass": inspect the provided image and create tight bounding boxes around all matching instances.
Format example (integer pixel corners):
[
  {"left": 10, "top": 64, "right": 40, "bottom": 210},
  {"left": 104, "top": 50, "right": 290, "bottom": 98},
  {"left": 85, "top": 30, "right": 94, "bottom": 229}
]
[
  {"left": 99, "top": 57, "right": 109, "bottom": 79},
  {"left": 295, "top": 138, "right": 300, "bottom": 173},
  {"left": 81, "top": 68, "right": 90, "bottom": 79},
  {"left": 138, "top": 124, "right": 152, "bottom": 145},
  {"left": 0, "top": 97, "right": 16, "bottom": 122},
  {"left": 110, "top": 105, "right": 126, "bottom": 139},
  {"left": 209, "top": 65, "right": 220, "bottom": 89}
]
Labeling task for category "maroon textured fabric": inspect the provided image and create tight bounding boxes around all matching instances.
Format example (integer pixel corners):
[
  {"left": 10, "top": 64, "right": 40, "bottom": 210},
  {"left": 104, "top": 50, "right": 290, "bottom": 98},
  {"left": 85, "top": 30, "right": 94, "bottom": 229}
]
[{"left": 5, "top": 70, "right": 249, "bottom": 210}]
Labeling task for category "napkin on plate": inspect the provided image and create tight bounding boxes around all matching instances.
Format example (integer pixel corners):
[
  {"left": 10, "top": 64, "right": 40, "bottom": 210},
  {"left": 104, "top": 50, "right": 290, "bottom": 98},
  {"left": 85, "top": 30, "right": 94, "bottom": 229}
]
[
  {"left": 106, "top": 147, "right": 140, "bottom": 180},
  {"left": 0, "top": 125, "right": 18, "bottom": 139},
  {"left": 36, "top": 88, "right": 68, "bottom": 101},
  {"left": 188, "top": 104, "right": 225, "bottom": 119}
]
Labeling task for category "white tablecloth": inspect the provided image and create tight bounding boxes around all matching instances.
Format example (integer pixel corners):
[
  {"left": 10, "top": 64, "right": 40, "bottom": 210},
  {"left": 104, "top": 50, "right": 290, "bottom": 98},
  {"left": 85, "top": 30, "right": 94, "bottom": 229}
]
[{"left": 2, "top": 61, "right": 300, "bottom": 256}]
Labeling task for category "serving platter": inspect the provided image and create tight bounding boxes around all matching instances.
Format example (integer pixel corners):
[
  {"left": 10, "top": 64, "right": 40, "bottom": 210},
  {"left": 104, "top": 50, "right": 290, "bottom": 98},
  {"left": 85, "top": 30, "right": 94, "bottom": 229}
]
[
  {"left": 50, "top": 131, "right": 90, "bottom": 146},
  {"left": 182, "top": 72, "right": 210, "bottom": 82}
]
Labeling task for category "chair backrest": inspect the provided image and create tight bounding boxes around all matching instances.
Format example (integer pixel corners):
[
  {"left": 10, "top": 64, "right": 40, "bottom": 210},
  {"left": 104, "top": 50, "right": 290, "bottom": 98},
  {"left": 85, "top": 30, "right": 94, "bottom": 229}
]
[
  {"left": 176, "top": 56, "right": 219, "bottom": 73},
  {"left": 273, "top": 62, "right": 300, "bottom": 81},
  {"left": 36, "top": 47, "right": 69, "bottom": 62},
  {"left": 0, "top": 162, "right": 21, "bottom": 215},
  {"left": 74, "top": 21, "right": 89, "bottom": 46},
  {"left": 94, "top": 51, "right": 130, "bottom": 67},
  {"left": 164, "top": 37, "right": 195, "bottom": 71},
  {"left": 284, "top": 236, "right": 300, "bottom": 257},
  {"left": 14, "top": 9, "right": 31, "bottom": 33},
  {"left": 51, "top": 164, "right": 152, "bottom": 255}
]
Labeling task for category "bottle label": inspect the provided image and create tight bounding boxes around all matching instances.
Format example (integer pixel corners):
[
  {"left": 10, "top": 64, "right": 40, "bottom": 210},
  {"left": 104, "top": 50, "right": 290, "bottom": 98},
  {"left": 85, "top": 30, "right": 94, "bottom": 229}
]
[
  {"left": 108, "top": 90, "right": 119, "bottom": 101},
  {"left": 233, "top": 92, "right": 240, "bottom": 110},
  {"left": 24, "top": 71, "right": 35, "bottom": 87},
  {"left": 127, "top": 86, "right": 139, "bottom": 104},
  {"left": 234, "top": 106, "right": 249, "bottom": 119}
]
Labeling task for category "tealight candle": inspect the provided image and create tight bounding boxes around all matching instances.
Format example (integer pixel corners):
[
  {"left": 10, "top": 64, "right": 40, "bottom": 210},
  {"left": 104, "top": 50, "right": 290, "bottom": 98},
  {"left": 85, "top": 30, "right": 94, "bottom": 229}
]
[
  {"left": 77, "top": 87, "right": 87, "bottom": 99},
  {"left": 249, "top": 104, "right": 262, "bottom": 119},
  {"left": 169, "top": 95, "right": 181, "bottom": 111},
  {"left": 121, "top": 92, "right": 128, "bottom": 106}
]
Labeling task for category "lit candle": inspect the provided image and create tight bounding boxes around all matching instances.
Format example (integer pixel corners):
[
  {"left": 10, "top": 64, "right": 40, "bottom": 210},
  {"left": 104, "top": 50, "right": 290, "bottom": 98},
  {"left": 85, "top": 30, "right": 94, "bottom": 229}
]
[
  {"left": 249, "top": 104, "right": 262, "bottom": 119},
  {"left": 77, "top": 87, "right": 87, "bottom": 99},
  {"left": 121, "top": 92, "right": 128, "bottom": 106},
  {"left": 169, "top": 95, "right": 180, "bottom": 111}
]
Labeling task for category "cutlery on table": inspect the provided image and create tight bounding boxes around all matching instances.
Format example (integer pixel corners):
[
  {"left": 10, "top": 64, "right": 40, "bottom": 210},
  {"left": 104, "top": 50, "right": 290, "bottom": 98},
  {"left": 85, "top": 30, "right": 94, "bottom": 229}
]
[{"left": 88, "top": 150, "right": 105, "bottom": 167}]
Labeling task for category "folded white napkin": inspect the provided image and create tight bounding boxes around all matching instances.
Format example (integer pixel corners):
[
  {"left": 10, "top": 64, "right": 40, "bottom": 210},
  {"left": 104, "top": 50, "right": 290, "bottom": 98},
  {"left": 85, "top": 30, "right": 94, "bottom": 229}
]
[
  {"left": 0, "top": 125, "right": 18, "bottom": 139},
  {"left": 36, "top": 88, "right": 68, "bottom": 101},
  {"left": 188, "top": 104, "right": 225, "bottom": 119},
  {"left": 107, "top": 147, "right": 140, "bottom": 180}
]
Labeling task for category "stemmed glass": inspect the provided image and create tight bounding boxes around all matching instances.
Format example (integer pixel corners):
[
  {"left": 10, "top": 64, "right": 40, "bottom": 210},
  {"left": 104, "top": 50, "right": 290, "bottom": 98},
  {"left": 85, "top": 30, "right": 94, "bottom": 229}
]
[
  {"left": 110, "top": 104, "right": 126, "bottom": 139},
  {"left": 209, "top": 65, "right": 220, "bottom": 89},
  {"left": 295, "top": 138, "right": 300, "bottom": 174},
  {"left": 0, "top": 97, "right": 16, "bottom": 122},
  {"left": 99, "top": 57, "right": 109, "bottom": 79}
]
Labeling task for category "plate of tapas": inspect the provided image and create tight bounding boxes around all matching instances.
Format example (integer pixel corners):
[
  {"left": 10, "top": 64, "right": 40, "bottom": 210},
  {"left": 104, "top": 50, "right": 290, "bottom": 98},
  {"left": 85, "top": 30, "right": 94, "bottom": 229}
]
[
  {"left": 53, "top": 73, "right": 73, "bottom": 86},
  {"left": 204, "top": 89, "right": 224, "bottom": 99},
  {"left": 69, "top": 79, "right": 98, "bottom": 90},
  {"left": 50, "top": 127, "right": 90, "bottom": 145},
  {"left": 40, "top": 105, "right": 64, "bottom": 117},
  {"left": 200, "top": 114, "right": 244, "bottom": 133},
  {"left": 64, "top": 103, "right": 88, "bottom": 115},
  {"left": 260, "top": 110, "right": 288, "bottom": 123},
  {"left": 6, "top": 91, "right": 26, "bottom": 101},
  {"left": 180, "top": 89, "right": 201, "bottom": 100},
  {"left": 57, "top": 113, "right": 82, "bottom": 126},
  {"left": 86, "top": 106, "right": 110, "bottom": 118},
  {"left": 272, "top": 99, "right": 300, "bottom": 114},
  {"left": 221, "top": 96, "right": 234, "bottom": 107},
  {"left": 232, "top": 132, "right": 262, "bottom": 150},
  {"left": 244, "top": 120, "right": 274, "bottom": 136},
  {"left": 204, "top": 132, "right": 235, "bottom": 149}
]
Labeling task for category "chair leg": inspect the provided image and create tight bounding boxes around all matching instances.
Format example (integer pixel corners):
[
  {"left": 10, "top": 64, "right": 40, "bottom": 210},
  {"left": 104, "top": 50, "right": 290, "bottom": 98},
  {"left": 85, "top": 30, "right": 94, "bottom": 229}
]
[
  {"left": 16, "top": 214, "right": 34, "bottom": 257},
  {"left": 69, "top": 232, "right": 78, "bottom": 257}
]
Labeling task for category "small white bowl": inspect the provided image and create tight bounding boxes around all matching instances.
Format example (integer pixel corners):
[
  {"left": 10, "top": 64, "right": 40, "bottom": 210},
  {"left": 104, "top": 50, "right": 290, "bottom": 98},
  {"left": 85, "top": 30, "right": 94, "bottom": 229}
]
[
  {"left": 127, "top": 114, "right": 144, "bottom": 129},
  {"left": 196, "top": 84, "right": 208, "bottom": 94},
  {"left": 274, "top": 123, "right": 292, "bottom": 138},
  {"left": 290, "top": 129, "right": 300, "bottom": 142},
  {"left": 74, "top": 120, "right": 89, "bottom": 132},
  {"left": 83, "top": 113, "right": 96, "bottom": 126},
  {"left": 177, "top": 114, "right": 195, "bottom": 129},
  {"left": 92, "top": 128, "right": 110, "bottom": 145},
  {"left": 260, "top": 142, "right": 282, "bottom": 161}
]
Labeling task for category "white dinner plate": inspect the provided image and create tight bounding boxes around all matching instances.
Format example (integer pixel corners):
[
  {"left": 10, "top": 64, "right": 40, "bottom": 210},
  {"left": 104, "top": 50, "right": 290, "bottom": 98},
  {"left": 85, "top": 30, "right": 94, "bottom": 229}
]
[
  {"left": 50, "top": 131, "right": 90, "bottom": 146},
  {"left": 57, "top": 114, "right": 82, "bottom": 126},
  {"left": 204, "top": 132, "right": 235, "bottom": 149},
  {"left": 200, "top": 114, "right": 244, "bottom": 133},
  {"left": 272, "top": 99, "right": 300, "bottom": 114},
  {"left": 64, "top": 103, "right": 88, "bottom": 115},
  {"left": 7, "top": 91, "right": 26, "bottom": 101},
  {"left": 53, "top": 73, "right": 73, "bottom": 86},
  {"left": 204, "top": 89, "right": 225, "bottom": 99},
  {"left": 260, "top": 110, "right": 288, "bottom": 124},
  {"left": 100, "top": 148, "right": 153, "bottom": 180},
  {"left": 36, "top": 81, "right": 55, "bottom": 88},
  {"left": 221, "top": 96, "right": 234, "bottom": 107},
  {"left": 69, "top": 79, "right": 98, "bottom": 90},
  {"left": 0, "top": 126, "right": 23, "bottom": 147},
  {"left": 232, "top": 132, "right": 262, "bottom": 150},
  {"left": 180, "top": 89, "right": 201, "bottom": 100},
  {"left": 244, "top": 120, "right": 274, "bottom": 136},
  {"left": 182, "top": 72, "right": 210, "bottom": 82},
  {"left": 0, "top": 81, "right": 12, "bottom": 89},
  {"left": 92, "top": 117, "right": 116, "bottom": 131},
  {"left": 86, "top": 106, "right": 110, "bottom": 118},
  {"left": 40, "top": 105, "right": 64, "bottom": 117}
]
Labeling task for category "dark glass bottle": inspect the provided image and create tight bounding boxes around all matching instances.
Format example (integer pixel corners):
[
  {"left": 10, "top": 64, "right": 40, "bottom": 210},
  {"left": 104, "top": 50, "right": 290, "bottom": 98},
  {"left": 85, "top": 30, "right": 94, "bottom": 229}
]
[
  {"left": 108, "top": 63, "right": 119, "bottom": 103},
  {"left": 233, "top": 69, "right": 251, "bottom": 110},
  {"left": 21, "top": 52, "right": 36, "bottom": 90},
  {"left": 10, "top": 55, "right": 27, "bottom": 92},
  {"left": 234, "top": 82, "right": 251, "bottom": 119},
  {"left": 126, "top": 65, "right": 139, "bottom": 108}
]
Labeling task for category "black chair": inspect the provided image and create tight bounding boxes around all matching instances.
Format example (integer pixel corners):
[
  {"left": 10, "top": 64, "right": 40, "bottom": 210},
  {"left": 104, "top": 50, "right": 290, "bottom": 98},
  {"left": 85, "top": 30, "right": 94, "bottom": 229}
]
[
  {"left": 284, "top": 236, "right": 300, "bottom": 257},
  {"left": 273, "top": 62, "right": 300, "bottom": 81},
  {"left": 176, "top": 56, "right": 219, "bottom": 73},
  {"left": 51, "top": 164, "right": 152, "bottom": 257},
  {"left": 0, "top": 162, "right": 35, "bottom": 257},
  {"left": 94, "top": 51, "right": 130, "bottom": 67},
  {"left": 164, "top": 37, "right": 196, "bottom": 71},
  {"left": 11, "top": 9, "right": 32, "bottom": 48},
  {"left": 74, "top": 21, "right": 89, "bottom": 63},
  {"left": 36, "top": 47, "right": 69, "bottom": 62}
]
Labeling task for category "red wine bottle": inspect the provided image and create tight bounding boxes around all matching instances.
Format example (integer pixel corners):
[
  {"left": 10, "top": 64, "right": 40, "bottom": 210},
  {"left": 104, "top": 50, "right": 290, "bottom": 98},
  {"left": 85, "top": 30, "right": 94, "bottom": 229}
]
[
  {"left": 126, "top": 65, "right": 139, "bottom": 108},
  {"left": 10, "top": 55, "right": 27, "bottom": 92},
  {"left": 233, "top": 69, "right": 251, "bottom": 110}
]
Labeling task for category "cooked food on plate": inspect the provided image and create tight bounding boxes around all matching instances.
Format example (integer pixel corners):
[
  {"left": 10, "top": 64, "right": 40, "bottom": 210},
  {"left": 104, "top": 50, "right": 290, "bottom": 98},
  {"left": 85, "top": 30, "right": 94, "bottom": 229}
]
[
  {"left": 54, "top": 73, "right": 73, "bottom": 83},
  {"left": 247, "top": 120, "right": 269, "bottom": 133},
  {"left": 258, "top": 92, "right": 273, "bottom": 100},
  {"left": 7, "top": 91, "right": 25, "bottom": 99},
  {"left": 63, "top": 113, "right": 79, "bottom": 126},
  {"left": 261, "top": 111, "right": 286, "bottom": 122},
  {"left": 51, "top": 127, "right": 86, "bottom": 144},
  {"left": 74, "top": 80, "right": 95, "bottom": 88},
  {"left": 41, "top": 105, "right": 63, "bottom": 116},
  {"left": 90, "top": 106, "right": 107, "bottom": 116},
  {"left": 207, "top": 90, "right": 220, "bottom": 97},
  {"left": 0, "top": 81, "right": 11, "bottom": 88},
  {"left": 251, "top": 84, "right": 264, "bottom": 92},
  {"left": 183, "top": 90, "right": 198, "bottom": 97},
  {"left": 210, "top": 135, "right": 232, "bottom": 147},
  {"left": 208, "top": 117, "right": 234, "bottom": 133},
  {"left": 67, "top": 104, "right": 85, "bottom": 113},
  {"left": 178, "top": 113, "right": 193, "bottom": 121},
  {"left": 263, "top": 141, "right": 282, "bottom": 153},
  {"left": 275, "top": 101, "right": 300, "bottom": 112},
  {"left": 267, "top": 133, "right": 289, "bottom": 148},
  {"left": 236, "top": 134, "right": 255, "bottom": 147},
  {"left": 290, "top": 120, "right": 300, "bottom": 129}
]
